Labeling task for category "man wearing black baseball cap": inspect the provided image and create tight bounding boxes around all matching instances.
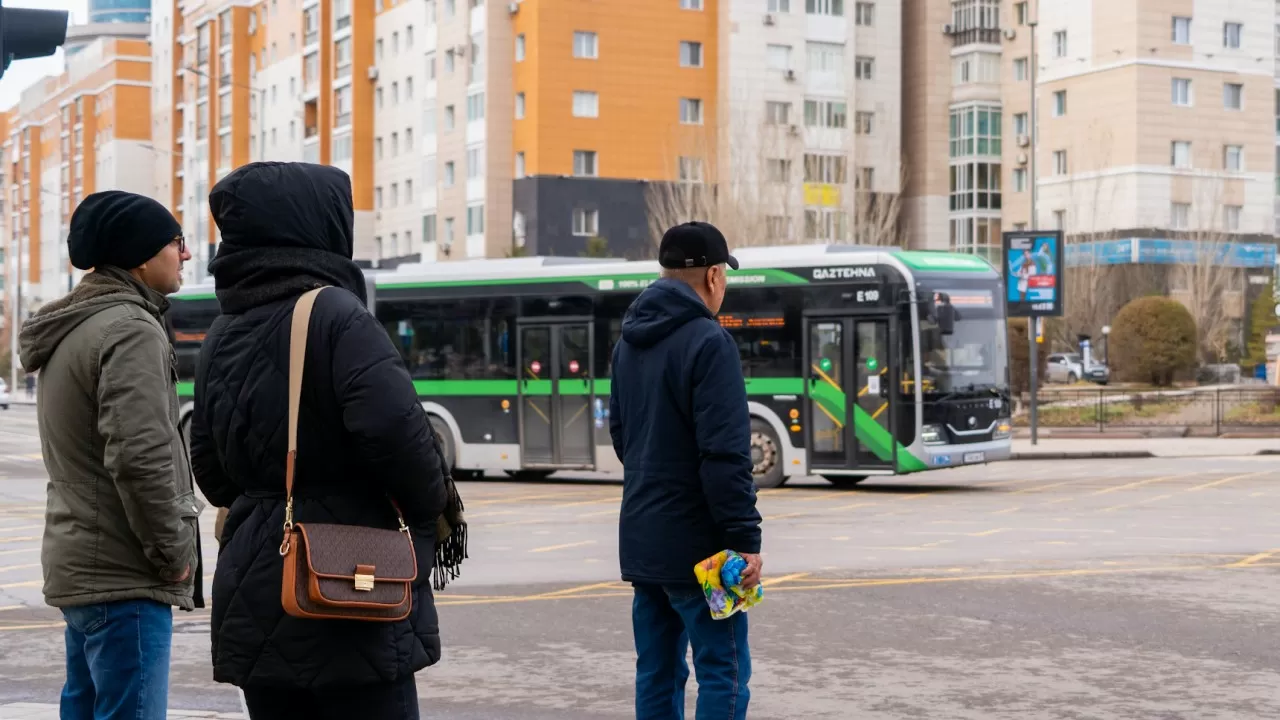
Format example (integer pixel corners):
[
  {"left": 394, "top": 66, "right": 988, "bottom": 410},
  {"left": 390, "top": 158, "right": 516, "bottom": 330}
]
[{"left": 609, "top": 221, "right": 762, "bottom": 719}]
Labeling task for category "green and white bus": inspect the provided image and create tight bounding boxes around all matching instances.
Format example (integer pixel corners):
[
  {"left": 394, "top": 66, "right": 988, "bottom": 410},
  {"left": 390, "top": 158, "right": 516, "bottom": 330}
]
[{"left": 168, "top": 244, "right": 1012, "bottom": 488}]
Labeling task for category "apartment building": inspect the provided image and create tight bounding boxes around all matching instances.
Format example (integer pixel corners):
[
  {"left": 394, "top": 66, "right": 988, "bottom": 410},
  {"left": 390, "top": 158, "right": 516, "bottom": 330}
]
[
  {"left": 2, "top": 37, "right": 155, "bottom": 323},
  {"left": 720, "top": 0, "right": 903, "bottom": 245}
]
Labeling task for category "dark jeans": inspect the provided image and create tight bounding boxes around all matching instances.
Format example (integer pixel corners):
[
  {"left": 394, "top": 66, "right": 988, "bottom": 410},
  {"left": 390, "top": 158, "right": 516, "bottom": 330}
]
[
  {"left": 633, "top": 583, "right": 751, "bottom": 720},
  {"left": 242, "top": 675, "right": 420, "bottom": 720},
  {"left": 60, "top": 599, "right": 173, "bottom": 720}
]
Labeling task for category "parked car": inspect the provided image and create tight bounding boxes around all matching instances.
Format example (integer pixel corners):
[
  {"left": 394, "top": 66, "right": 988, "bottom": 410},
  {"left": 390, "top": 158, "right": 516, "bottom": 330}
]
[
  {"left": 0, "top": 379, "right": 10, "bottom": 410},
  {"left": 1046, "top": 353, "right": 1110, "bottom": 385}
]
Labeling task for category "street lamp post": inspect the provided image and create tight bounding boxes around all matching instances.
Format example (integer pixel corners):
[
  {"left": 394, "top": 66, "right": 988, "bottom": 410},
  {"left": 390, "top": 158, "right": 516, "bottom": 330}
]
[{"left": 1027, "top": 12, "right": 1041, "bottom": 444}]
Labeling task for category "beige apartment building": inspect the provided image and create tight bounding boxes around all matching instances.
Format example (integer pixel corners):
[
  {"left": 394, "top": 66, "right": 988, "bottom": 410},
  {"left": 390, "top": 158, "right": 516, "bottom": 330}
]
[{"left": 906, "top": 0, "right": 1280, "bottom": 261}]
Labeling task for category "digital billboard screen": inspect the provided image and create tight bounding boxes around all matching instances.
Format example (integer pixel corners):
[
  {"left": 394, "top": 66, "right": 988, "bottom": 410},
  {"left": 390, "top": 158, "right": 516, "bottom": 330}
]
[{"left": 1002, "top": 230, "right": 1064, "bottom": 318}]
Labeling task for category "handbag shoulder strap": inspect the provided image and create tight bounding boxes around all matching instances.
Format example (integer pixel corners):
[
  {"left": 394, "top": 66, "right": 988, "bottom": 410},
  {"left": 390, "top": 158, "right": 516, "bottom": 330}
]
[{"left": 284, "top": 287, "right": 327, "bottom": 512}]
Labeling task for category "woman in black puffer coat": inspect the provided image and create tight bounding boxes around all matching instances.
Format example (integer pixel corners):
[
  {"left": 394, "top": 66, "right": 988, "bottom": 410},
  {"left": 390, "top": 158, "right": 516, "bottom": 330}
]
[{"left": 189, "top": 161, "right": 448, "bottom": 719}]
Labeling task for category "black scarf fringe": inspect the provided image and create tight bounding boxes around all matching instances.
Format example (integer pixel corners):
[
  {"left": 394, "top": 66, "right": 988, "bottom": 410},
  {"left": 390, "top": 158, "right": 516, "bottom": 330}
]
[{"left": 432, "top": 479, "right": 468, "bottom": 591}]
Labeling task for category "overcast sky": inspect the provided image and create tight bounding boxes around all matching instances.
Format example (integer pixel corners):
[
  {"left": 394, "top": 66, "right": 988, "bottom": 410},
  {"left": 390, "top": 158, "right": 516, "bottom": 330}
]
[{"left": 0, "top": 0, "right": 91, "bottom": 111}]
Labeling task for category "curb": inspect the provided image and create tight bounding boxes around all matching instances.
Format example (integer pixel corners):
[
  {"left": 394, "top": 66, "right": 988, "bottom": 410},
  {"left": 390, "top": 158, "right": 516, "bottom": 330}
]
[{"left": 1010, "top": 451, "right": 1155, "bottom": 461}]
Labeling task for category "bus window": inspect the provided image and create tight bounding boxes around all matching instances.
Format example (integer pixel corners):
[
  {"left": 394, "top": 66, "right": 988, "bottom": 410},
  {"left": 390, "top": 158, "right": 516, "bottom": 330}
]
[
  {"left": 719, "top": 288, "right": 802, "bottom": 378},
  {"left": 380, "top": 297, "right": 517, "bottom": 380}
]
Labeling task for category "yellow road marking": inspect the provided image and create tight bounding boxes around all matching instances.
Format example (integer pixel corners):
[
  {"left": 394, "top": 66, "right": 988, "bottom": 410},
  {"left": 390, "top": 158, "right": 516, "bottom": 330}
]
[
  {"left": 552, "top": 496, "right": 622, "bottom": 509},
  {"left": 0, "top": 580, "right": 40, "bottom": 589},
  {"left": 528, "top": 540, "right": 597, "bottom": 553},
  {"left": 1089, "top": 473, "right": 1196, "bottom": 496},
  {"left": 0, "top": 605, "right": 25, "bottom": 612},
  {"left": 470, "top": 492, "right": 595, "bottom": 507},
  {"left": 764, "top": 572, "right": 811, "bottom": 587},
  {"left": 1227, "top": 549, "right": 1280, "bottom": 568},
  {"left": 577, "top": 508, "right": 621, "bottom": 518},
  {"left": 1187, "top": 471, "right": 1268, "bottom": 492},
  {"left": 0, "top": 524, "right": 42, "bottom": 533},
  {"left": 968, "top": 528, "right": 1011, "bottom": 537},
  {"left": 0, "top": 563, "right": 39, "bottom": 574},
  {"left": 0, "top": 547, "right": 38, "bottom": 557},
  {"left": 529, "top": 581, "right": 621, "bottom": 599},
  {"left": 0, "top": 536, "right": 38, "bottom": 544}
]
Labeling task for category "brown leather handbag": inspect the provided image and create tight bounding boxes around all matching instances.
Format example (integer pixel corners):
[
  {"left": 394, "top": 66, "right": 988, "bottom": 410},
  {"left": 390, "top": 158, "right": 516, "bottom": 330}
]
[{"left": 278, "top": 287, "right": 418, "bottom": 622}]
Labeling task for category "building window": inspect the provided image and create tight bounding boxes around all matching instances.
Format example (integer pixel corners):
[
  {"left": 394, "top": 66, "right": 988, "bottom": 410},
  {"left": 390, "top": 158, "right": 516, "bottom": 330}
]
[
  {"left": 949, "top": 105, "right": 1002, "bottom": 158},
  {"left": 1014, "top": 2, "right": 1027, "bottom": 25},
  {"left": 680, "top": 41, "right": 703, "bottom": 67},
  {"left": 1012, "top": 167, "right": 1027, "bottom": 192},
  {"left": 1171, "top": 202, "right": 1190, "bottom": 229},
  {"left": 1053, "top": 30, "right": 1067, "bottom": 58},
  {"left": 855, "top": 111, "right": 873, "bottom": 134},
  {"left": 806, "top": 0, "right": 843, "bottom": 17},
  {"left": 406, "top": 78, "right": 414, "bottom": 100},
  {"left": 573, "top": 91, "right": 600, "bottom": 118},
  {"left": 467, "top": 146, "right": 484, "bottom": 178},
  {"left": 1171, "top": 141, "right": 1191, "bottom": 168},
  {"left": 515, "top": 34, "right": 525, "bottom": 61},
  {"left": 515, "top": 152, "right": 525, "bottom": 178},
  {"left": 406, "top": 128, "right": 414, "bottom": 151},
  {"left": 1224, "top": 83, "right": 1243, "bottom": 110},
  {"left": 573, "top": 209, "right": 599, "bottom": 236},
  {"left": 1013, "top": 57, "right": 1028, "bottom": 81},
  {"left": 444, "top": 161, "right": 455, "bottom": 186},
  {"left": 948, "top": 162, "right": 1001, "bottom": 211},
  {"left": 766, "top": 159, "right": 791, "bottom": 182},
  {"left": 807, "top": 42, "right": 844, "bottom": 76},
  {"left": 467, "top": 204, "right": 484, "bottom": 235},
  {"left": 467, "top": 92, "right": 485, "bottom": 121},
  {"left": 515, "top": 93, "right": 525, "bottom": 119},
  {"left": 573, "top": 31, "right": 598, "bottom": 59},
  {"left": 1172, "top": 16, "right": 1191, "bottom": 45},
  {"left": 765, "top": 101, "right": 791, "bottom": 124},
  {"left": 680, "top": 0, "right": 703, "bottom": 9},
  {"left": 804, "top": 99, "right": 847, "bottom": 128},
  {"left": 1172, "top": 78, "right": 1192, "bottom": 106},
  {"left": 1053, "top": 211, "right": 1065, "bottom": 230},
  {"left": 767, "top": 44, "right": 792, "bottom": 70},
  {"left": 1223, "top": 22, "right": 1242, "bottom": 49},
  {"left": 1052, "top": 90, "right": 1066, "bottom": 116},
  {"left": 803, "top": 153, "right": 847, "bottom": 183},
  {"left": 678, "top": 156, "right": 704, "bottom": 182},
  {"left": 855, "top": 2, "right": 873, "bottom": 26},
  {"left": 1013, "top": 112, "right": 1028, "bottom": 137},
  {"left": 768, "top": 0, "right": 790, "bottom": 12},
  {"left": 1224, "top": 144, "right": 1244, "bottom": 171},
  {"left": 573, "top": 150, "right": 597, "bottom": 176},
  {"left": 423, "top": 214, "right": 436, "bottom": 246},
  {"left": 445, "top": 105, "right": 456, "bottom": 129},
  {"left": 855, "top": 56, "right": 874, "bottom": 80},
  {"left": 679, "top": 98, "right": 703, "bottom": 124},
  {"left": 857, "top": 167, "right": 875, "bottom": 191},
  {"left": 1053, "top": 150, "right": 1067, "bottom": 175},
  {"left": 1224, "top": 205, "right": 1242, "bottom": 231},
  {"left": 335, "top": 86, "right": 352, "bottom": 127}
]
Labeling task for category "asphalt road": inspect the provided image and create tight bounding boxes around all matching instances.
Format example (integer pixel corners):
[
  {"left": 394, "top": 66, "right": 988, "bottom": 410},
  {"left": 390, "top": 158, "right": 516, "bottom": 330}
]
[{"left": 1, "top": 405, "right": 1278, "bottom": 719}]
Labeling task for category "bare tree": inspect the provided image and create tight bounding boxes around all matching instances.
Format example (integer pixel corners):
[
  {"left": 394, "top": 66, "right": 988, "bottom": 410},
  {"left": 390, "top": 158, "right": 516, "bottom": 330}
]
[
  {"left": 645, "top": 98, "right": 907, "bottom": 249},
  {"left": 1171, "top": 178, "right": 1244, "bottom": 364}
]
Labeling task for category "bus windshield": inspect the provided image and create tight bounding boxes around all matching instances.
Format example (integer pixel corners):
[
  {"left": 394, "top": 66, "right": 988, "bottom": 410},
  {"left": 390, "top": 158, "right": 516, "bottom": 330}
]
[{"left": 919, "top": 318, "right": 1008, "bottom": 393}]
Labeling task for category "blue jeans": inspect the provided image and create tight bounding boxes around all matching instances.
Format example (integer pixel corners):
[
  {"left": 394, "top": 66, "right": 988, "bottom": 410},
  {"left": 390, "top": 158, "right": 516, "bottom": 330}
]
[
  {"left": 60, "top": 599, "right": 173, "bottom": 720},
  {"left": 633, "top": 583, "right": 751, "bottom": 720}
]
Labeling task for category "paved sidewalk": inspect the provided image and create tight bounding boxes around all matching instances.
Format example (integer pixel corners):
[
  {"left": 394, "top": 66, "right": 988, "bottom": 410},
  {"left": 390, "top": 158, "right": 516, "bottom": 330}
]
[
  {"left": 1011, "top": 437, "right": 1279, "bottom": 460},
  {"left": 0, "top": 704, "right": 243, "bottom": 719}
]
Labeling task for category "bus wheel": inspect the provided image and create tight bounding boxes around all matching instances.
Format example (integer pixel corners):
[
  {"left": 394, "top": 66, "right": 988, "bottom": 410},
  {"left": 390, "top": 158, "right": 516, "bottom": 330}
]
[
  {"left": 822, "top": 475, "right": 866, "bottom": 488},
  {"left": 504, "top": 470, "right": 554, "bottom": 482},
  {"left": 428, "top": 415, "right": 456, "bottom": 471},
  {"left": 750, "top": 419, "right": 787, "bottom": 489}
]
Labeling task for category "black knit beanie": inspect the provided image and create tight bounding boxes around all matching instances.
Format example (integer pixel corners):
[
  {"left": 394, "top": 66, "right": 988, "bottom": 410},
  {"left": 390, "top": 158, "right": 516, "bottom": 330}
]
[{"left": 67, "top": 190, "right": 181, "bottom": 271}]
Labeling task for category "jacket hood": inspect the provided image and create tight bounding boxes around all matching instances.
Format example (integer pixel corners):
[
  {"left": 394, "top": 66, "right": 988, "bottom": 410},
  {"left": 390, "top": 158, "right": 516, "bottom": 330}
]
[
  {"left": 621, "top": 278, "right": 713, "bottom": 348},
  {"left": 19, "top": 266, "right": 165, "bottom": 372},
  {"left": 208, "top": 162, "right": 354, "bottom": 257}
]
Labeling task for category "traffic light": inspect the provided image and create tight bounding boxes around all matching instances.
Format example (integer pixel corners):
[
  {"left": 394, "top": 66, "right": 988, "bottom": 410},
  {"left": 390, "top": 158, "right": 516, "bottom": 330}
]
[{"left": 0, "top": 0, "right": 70, "bottom": 81}]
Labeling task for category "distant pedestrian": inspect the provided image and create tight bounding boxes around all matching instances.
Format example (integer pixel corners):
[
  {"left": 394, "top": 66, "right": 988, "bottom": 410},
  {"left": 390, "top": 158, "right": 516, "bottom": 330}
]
[
  {"left": 18, "top": 190, "right": 198, "bottom": 720},
  {"left": 609, "top": 221, "right": 763, "bottom": 720},
  {"left": 190, "top": 162, "right": 462, "bottom": 719}
]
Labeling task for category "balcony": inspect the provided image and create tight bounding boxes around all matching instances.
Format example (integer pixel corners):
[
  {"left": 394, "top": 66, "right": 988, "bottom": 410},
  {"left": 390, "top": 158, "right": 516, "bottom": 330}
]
[
  {"left": 219, "top": 74, "right": 231, "bottom": 88},
  {"left": 335, "top": 113, "right": 351, "bottom": 128},
  {"left": 335, "top": 14, "right": 351, "bottom": 32},
  {"left": 305, "top": 30, "right": 318, "bottom": 46},
  {"left": 305, "top": 125, "right": 319, "bottom": 139},
  {"left": 197, "top": 47, "right": 210, "bottom": 65},
  {"left": 951, "top": 27, "right": 1001, "bottom": 46},
  {"left": 336, "top": 63, "right": 352, "bottom": 80}
]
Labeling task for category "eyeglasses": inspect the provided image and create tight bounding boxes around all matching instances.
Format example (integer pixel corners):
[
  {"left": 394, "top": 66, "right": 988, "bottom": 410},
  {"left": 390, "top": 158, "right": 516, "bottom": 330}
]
[{"left": 172, "top": 235, "right": 186, "bottom": 254}]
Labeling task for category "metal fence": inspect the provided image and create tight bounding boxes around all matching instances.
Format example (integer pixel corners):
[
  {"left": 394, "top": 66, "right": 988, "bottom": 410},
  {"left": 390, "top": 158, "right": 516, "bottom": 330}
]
[{"left": 1014, "top": 387, "right": 1280, "bottom": 434}]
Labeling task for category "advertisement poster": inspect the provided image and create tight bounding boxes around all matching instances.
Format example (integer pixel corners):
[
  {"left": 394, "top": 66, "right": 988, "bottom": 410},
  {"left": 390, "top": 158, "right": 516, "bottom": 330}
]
[{"left": 1002, "top": 230, "right": 1064, "bottom": 318}]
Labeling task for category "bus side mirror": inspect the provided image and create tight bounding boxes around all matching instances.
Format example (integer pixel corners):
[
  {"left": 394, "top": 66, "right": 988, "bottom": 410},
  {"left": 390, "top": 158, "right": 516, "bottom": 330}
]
[{"left": 930, "top": 293, "right": 956, "bottom": 336}]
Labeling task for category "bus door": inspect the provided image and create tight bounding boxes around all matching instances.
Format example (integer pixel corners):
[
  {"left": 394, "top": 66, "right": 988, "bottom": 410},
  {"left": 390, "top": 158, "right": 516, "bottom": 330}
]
[
  {"left": 516, "top": 321, "right": 596, "bottom": 469},
  {"left": 804, "top": 316, "right": 896, "bottom": 474}
]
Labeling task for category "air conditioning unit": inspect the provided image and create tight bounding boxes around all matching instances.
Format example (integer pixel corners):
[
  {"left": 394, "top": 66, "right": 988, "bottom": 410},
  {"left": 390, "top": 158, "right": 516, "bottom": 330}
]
[
  {"left": 784, "top": 69, "right": 796, "bottom": 81},
  {"left": 763, "top": 13, "right": 775, "bottom": 25},
  {"left": 508, "top": 1, "right": 519, "bottom": 14},
  {"left": 1016, "top": 134, "right": 1030, "bottom": 147},
  {"left": 1003, "top": 27, "right": 1017, "bottom": 40},
  {"left": 1016, "top": 152, "right": 1028, "bottom": 166},
  {"left": 455, "top": 44, "right": 467, "bottom": 57},
  {"left": 367, "top": 66, "right": 379, "bottom": 81},
  {"left": 788, "top": 124, "right": 800, "bottom": 136},
  {"left": 942, "top": 23, "right": 954, "bottom": 34}
]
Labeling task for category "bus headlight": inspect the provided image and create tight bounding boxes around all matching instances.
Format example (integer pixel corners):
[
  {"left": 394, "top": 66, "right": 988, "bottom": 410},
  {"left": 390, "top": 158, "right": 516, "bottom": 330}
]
[
  {"left": 922, "top": 424, "right": 946, "bottom": 445},
  {"left": 994, "top": 419, "right": 1013, "bottom": 439}
]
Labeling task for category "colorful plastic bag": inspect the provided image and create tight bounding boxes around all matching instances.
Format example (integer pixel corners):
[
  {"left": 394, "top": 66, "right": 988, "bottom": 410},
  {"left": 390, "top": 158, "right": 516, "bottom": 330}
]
[{"left": 693, "top": 549, "right": 764, "bottom": 620}]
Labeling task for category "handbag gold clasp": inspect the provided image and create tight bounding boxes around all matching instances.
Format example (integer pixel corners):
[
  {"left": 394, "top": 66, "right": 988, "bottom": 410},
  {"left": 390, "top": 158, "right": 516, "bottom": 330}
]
[{"left": 354, "top": 573, "right": 375, "bottom": 591}]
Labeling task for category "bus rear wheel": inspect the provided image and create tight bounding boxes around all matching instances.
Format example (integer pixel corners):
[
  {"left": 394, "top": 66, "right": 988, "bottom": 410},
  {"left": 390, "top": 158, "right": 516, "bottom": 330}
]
[
  {"left": 822, "top": 475, "right": 866, "bottom": 488},
  {"left": 750, "top": 419, "right": 787, "bottom": 489},
  {"left": 428, "top": 415, "right": 456, "bottom": 471}
]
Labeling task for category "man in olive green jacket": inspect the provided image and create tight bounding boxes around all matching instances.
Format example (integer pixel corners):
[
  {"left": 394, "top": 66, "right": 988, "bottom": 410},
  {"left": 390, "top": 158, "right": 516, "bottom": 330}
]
[{"left": 19, "top": 190, "right": 195, "bottom": 720}]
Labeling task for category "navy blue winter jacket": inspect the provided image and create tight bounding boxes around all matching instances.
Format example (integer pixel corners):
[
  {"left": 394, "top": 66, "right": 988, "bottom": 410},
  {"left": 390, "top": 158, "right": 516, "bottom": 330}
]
[{"left": 609, "top": 278, "right": 763, "bottom": 586}]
